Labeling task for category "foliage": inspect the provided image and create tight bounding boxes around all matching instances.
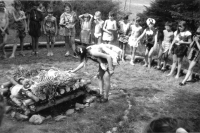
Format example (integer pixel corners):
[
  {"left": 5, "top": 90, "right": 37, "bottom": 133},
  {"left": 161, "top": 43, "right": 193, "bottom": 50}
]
[{"left": 137, "top": 0, "right": 200, "bottom": 33}]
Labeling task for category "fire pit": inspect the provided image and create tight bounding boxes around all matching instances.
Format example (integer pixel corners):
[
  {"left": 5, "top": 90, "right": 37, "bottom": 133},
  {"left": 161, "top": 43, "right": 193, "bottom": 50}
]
[{"left": 1, "top": 66, "right": 99, "bottom": 121}]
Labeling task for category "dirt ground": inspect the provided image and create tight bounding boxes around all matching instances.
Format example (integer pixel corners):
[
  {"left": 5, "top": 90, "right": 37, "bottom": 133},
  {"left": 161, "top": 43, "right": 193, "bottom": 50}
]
[{"left": 0, "top": 47, "right": 200, "bottom": 133}]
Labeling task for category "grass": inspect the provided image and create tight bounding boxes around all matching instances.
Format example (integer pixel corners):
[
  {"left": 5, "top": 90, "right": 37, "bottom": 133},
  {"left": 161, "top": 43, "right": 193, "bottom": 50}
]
[{"left": 0, "top": 47, "right": 200, "bottom": 133}]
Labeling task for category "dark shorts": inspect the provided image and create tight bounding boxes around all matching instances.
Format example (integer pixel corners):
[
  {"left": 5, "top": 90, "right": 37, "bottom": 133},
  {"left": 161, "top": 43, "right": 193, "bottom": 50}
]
[
  {"left": 188, "top": 48, "right": 200, "bottom": 62},
  {"left": 171, "top": 44, "right": 188, "bottom": 58},
  {"left": 16, "top": 28, "right": 26, "bottom": 39},
  {"left": 145, "top": 43, "right": 154, "bottom": 51}
]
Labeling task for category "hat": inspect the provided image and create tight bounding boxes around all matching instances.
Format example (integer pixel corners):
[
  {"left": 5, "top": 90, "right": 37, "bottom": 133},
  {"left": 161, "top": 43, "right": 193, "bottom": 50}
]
[
  {"left": 94, "top": 11, "right": 101, "bottom": 19},
  {"left": 146, "top": 18, "right": 156, "bottom": 25}
]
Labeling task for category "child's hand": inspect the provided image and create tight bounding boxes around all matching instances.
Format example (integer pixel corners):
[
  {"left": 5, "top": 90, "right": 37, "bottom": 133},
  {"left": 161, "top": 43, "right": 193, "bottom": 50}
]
[
  {"left": 194, "top": 36, "right": 199, "bottom": 42},
  {"left": 168, "top": 49, "right": 171, "bottom": 55}
]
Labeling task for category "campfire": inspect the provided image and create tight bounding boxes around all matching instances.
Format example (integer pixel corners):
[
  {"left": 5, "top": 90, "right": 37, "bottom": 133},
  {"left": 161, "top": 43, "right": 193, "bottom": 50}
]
[{"left": 1, "top": 66, "right": 99, "bottom": 124}]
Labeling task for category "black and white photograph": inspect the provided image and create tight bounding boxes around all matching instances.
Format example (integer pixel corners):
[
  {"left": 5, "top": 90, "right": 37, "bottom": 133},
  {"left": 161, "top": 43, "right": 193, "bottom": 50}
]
[{"left": 0, "top": 0, "right": 200, "bottom": 132}]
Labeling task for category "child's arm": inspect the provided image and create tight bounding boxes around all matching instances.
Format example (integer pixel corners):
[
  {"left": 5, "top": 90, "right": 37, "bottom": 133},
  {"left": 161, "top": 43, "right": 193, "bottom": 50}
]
[
  {"left": 194, "top": 36, "right": 200, "bottom": 51},
  {"left": 12, "top": 11, "right": 23, "bottom": 22},
  {"left": 43, "top": 17, "right": 47, "bottom": 34},
  {"left": 71, "top": 59, "right": 86, "bottom": 73},
  {"left": 136, "top": 29, "right": 146, "bottom": 42},
  {"left": 112, "top": 20, "right": 117, "bottom": 31},
  {"left": 79, "top": 14, "right": 84, "bottom": 22},
  {"left": 89, "top": 14, "right": 93, "bottom": 22},
  {"left": 2, "top": 10, "right": 9, "bottom": 32},
  {"left": 103, "top": 20, "right": 112, "bottom": 34},
  {"left": 90, "top": 51, "right": 113, "bottom": 74},
  {"left": 26, "top": 91, "right": 39, "bottom": 102},
  {"left": 153, "top": 31, "right": 158, "bottom": 49},
  {"left": 55, "top": 17, "right": 58, "bottom": 35}
]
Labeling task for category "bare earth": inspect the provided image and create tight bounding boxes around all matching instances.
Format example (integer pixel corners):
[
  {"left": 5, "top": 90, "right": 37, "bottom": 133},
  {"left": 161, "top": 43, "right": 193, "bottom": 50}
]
[{"left": 0, "top": 47, "right": 200, "bottom": 133}]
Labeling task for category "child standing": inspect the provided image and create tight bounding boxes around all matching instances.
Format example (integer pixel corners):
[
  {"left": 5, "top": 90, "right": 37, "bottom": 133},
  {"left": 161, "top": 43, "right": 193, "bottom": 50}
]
[
  {"left": 167, "top": 21, "right": 192, "bottom": 79},
  {"left": 0, "top": 0, "right": 9, "bottom": 59},
  {"left": 94, "top": 11, "right": 104, "bottom": 44},
  {"left": 79, "top": 13, "right": 93, "bottom": 45},
  {"left": 128, "top": 17, "right": 143, "bottom": 65},
  {"left": 137, "top": 18, "right": 158, "bottom": 68},
  {"left": 43, "top": 4, "right": 57, "bottom": 56},
  {"left": 118, "top": 15, "right": 131, "bottom": 61},
  {"left": 179, "top": 27, "right": 200, "bottom": 85},
  {"left": 27, "top": 1, "right": 43, "bottom": 56},
  {"left": 156, "top": 22, "right": 174, "bottom": 70},
  {"left": 10, "top": 0, "right": 27, "bottom": 58},
  {"left": 59, "top": 2, "right": 77, "bottom": 57},
  {"left": 102, "top": 12, "right": 117, "bottom": 44}
]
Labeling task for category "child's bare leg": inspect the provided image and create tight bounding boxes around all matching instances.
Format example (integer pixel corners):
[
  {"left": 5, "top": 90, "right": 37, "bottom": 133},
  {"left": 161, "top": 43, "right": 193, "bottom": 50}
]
[
  {"left": 162, "top": 51, "right": 168, "bottom": 70},
  {"left": 98, "top": 65, "right": 104, "bottom": 95},
  {"left": 97, "top": 36, "right": 102, "bottom": 44},
  {"left": 181, "top": 60, "right": 196, "bottom": 84},
  {"left": 31, "top": 37, "right": 36, "bottom": 54},
  {"left": 1, "top": 34, "right": 7, "bottom": 58},
  {"left": 35, "top": 37, "right": 39, "bottom": 54},
  {"left": 144, "top": 49, "right": 149, "bottom": 67},
  {"left": 51, "top": 36, "right": 55, "bottom": 56},
  {"left": 70, "top": 36, "right": 76, "bottom": 55},
  {"left": 167, "top": 54, "right": 177, "bottom": 76},
  {"left": 103, "top": 70, "right": 110, "bottom": 100},
  {"left": 157, "top": 48, "right": 162, "bottom": 68},
  {"left": 148, "top": 47, "right": 154, "bottom": 68},
  {"left": 175, "top": 57, "right": 183, "bottom": 79},
  {"left": 64, "top": 36, "right": 70, "bottom": 56},
  {"left": 122, "top": 43, "right": 126, "bottom": 61},
  {"left": 19, "top": 37, "right": 25, "bottom": 56},
  {"left": 130, "top": 47, "right": 137, "bottom": 65},
  {"left": 46, "top": 36, "right": 50, "bottom": 56},
  {"left": 9, "top": 44, "right": 17, "bottom": 58}
]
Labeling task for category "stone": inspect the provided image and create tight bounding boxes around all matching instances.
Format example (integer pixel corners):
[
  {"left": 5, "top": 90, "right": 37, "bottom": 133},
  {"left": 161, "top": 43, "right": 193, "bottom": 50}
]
[
  {"left": 75, "top": 103, "right": 85, "bottom": 110},
  {"left": 112, "top": 127, "right": 117, "bottom": 132},
  {"left": 11, "top": 112, "right": 28, "bottom": 121},
  {"left": 176, "top": 128, "right": 188, "bottom": 133},
  {"left": 29, "top": 115, "right": 45, "bottom": 124},
  {"left": 66, "top": 109, "right": 75, "bottom": 116},
  {"left": 5, "top": 106, "right": 12, "bottom": 114},
  {"left": 45, "top": 115, "right": 52, "bottom": 120},
  {"left": 84, "top": 96, "right": 97, "bottom": 103},
  {"left": 54, "top": 115, "right": 66, "bottom": 121}
]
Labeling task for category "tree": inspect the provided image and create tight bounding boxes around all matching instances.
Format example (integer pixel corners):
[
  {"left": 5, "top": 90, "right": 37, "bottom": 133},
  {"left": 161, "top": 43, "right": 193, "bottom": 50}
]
[{"left": 137, "top": 0, "right": 200, "bottom": 33}]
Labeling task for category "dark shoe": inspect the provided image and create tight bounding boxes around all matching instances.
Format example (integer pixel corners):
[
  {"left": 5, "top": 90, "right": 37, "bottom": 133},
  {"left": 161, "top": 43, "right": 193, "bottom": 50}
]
[{"left": 179, "top": 82, "right": 186, "bottom": 86}]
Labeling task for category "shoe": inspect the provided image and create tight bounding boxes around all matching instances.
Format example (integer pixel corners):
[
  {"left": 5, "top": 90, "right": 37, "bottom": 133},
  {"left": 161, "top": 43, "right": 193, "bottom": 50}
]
[
  {"left": 155, "top": 66, "right": 161, "bottom": 70},
  {"left": 100, "top": 63, "right": 107, "bottom": 70},
  {"left": 65, "top": 51, "right": 70, "bottom": 57},
  {"left": 179, "top": 82, "right": 186, "bottom": 86},
  {"left": 161, "top": 67, "right": 167, "bottom": 72}
]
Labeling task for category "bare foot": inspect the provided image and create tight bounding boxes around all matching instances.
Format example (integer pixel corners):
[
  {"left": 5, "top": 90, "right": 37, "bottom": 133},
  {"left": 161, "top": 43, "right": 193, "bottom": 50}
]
[
  {"left": 9, "top": 55, "right": 15, "bottom": 59},
  {"left": 130, "top": 61, "right": 135, "bottom": 66},
  {"left": 167, "top": 73, "right": 172, "bottom": 76},
  {"left": 175, "top": 75, "right": 179, "bottom": 79}
]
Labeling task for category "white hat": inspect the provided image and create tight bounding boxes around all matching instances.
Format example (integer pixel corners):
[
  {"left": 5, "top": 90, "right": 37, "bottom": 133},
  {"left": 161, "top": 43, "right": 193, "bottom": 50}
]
[{"left": 146, "top": 18, "right": 156, "bottom": 25}]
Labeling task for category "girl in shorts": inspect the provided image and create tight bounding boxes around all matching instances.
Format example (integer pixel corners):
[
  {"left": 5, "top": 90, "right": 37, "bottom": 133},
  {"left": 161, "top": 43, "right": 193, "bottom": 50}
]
[
  {"left": 167, "top": 21, "right": 192, "bottom": 79},
  {"left": 179, "top": 27, "right": 200, "bottom": 86},
  {"left": 136, "top": 18, "right": 158, "bottom": 68},
  {"left": 69, "top": 44, "right": 122, "bottom": 103}
]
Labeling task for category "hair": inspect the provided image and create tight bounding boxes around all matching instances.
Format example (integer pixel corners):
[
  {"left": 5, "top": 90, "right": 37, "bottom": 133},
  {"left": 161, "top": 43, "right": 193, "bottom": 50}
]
[
  {"left": 64, "top": 2, "right": 72, "bottom": 11},
  {"left": 123, "top": 15, "right": 129, "bottom": 20},
  {"left": 165, "top": 21, "right": 173, "bottom": 27},
  {"left": 144, "top": 117, "right": 178, "bottom": 133},
  {"left": 75, "top": 45, "right": 88, "bottom": 62},
  {"left": 32, "top": 1, "right": 40, "bottom": 7},
  {"left": 109, "top": 11, "right": 115, "bottom": 17},
  {"left": 177, "top": 20, "right": 187, "bottom": 34}
]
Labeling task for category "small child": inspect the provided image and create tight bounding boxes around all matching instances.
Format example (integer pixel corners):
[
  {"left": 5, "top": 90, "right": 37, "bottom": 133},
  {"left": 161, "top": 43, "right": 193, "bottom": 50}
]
[
  {"left": 118, "top": 15, "right": 131, "bottom": 61},
  {"left": 59, "top": 2, "right": 78, "bottom": 57},
  {"left": 0, "top": 0, "right": 9, "bottom": 59},
  {"left": 137, "top": 18, "right": 158, "bottom": 68},
  {"left": 79, "top": 13, "right": 93, "bottom": 45},
  {"left": 102, "top": 12, "right": 117, "bottom": 44},
  {"left": 128, "top": 17, "right": 143, "bottom": 65},
  {"left": 156, "top": 21, "right": 174, "bottom": 70},
  {"left": 94, "top": 11, "right": 104, "bottom": 44},
  {"left": 167, "top": 21, "right": 192, "bottom": 79},
  {"left": 10, "top": 0, "right": 27, "bottom": 58},
  {"left": 27, "top": 1, "right": 43, "bottom": 56},
  {"left": 179, "top": 27, "right": 200, "bottom": 86},
  {"left": 43, "top": 4, "right": 58, "bottom": 56}
]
